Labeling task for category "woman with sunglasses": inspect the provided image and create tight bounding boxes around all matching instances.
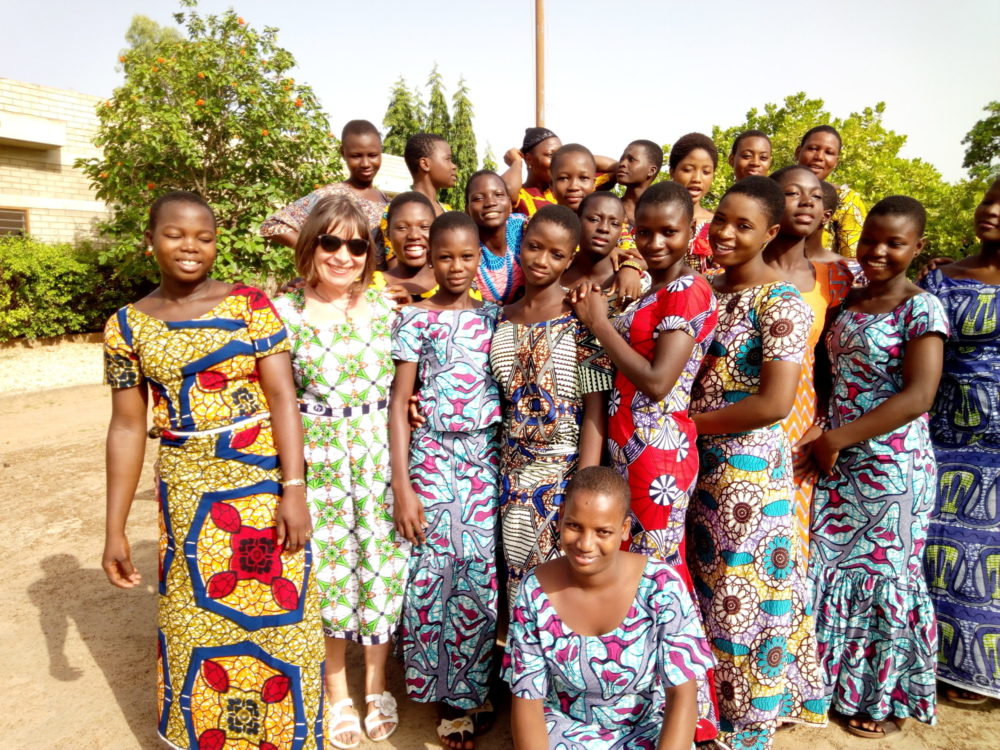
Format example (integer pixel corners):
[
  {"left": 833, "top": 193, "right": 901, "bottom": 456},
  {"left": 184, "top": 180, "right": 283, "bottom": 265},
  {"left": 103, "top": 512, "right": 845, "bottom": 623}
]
[{"left": 275, "top": 195, "right": 410, "bottom": 748}]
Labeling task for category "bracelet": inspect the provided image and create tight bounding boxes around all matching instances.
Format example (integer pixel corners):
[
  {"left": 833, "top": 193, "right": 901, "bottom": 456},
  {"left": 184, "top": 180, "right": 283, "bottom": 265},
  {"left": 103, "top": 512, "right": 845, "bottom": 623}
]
[
  {"left": 282, "top": 478, "right": 306, "bottom": 487},
  {"left": 618, "top": 259, "right": 644, "bottom": 273}
]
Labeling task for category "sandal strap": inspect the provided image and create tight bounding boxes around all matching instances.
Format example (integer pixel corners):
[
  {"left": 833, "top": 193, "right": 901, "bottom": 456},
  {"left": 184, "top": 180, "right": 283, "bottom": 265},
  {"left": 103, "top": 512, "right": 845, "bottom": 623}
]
[
  {"left": 438, "top": 715, "right": 474, "bottom": 736},
  {"left": 363, "top": 691, "right": 399, "bottom": 739}
]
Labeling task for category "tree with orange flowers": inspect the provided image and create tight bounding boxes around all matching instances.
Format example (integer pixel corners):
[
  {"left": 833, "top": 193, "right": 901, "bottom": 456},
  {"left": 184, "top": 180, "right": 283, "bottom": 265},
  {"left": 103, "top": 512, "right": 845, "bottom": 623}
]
[{"left": 78, "top": 0, "right": 342, "bottom": 286}]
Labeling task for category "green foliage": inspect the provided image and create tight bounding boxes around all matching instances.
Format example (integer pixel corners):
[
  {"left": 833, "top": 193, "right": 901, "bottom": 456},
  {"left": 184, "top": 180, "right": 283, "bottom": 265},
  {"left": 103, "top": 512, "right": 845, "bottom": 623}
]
[
  {"left": 424, "top": 65, "right": 451, "bottom": 139},
  {"left": 118, "top": 14, "right": 182, "bottom": 67},
  {"left": 659, "top": 92, "right": 984, "bottom": 261},
  {"left": 0, "top": 237, "right": 150, "bottom": 340},
  {"left": 482, "top": 143, "right": 498, "bottom": 172},
  {"left": 77, "top": 1, "right": 342, "bottom": 288},
  {"left": 445, "top": 77, "right": 477, "bottom": 210},
  {"left": 382, "top": 76, "right": 423, "bottom": 156},
  {"left": 962, "top": 101, "right": 1000, "bottom": 181}
]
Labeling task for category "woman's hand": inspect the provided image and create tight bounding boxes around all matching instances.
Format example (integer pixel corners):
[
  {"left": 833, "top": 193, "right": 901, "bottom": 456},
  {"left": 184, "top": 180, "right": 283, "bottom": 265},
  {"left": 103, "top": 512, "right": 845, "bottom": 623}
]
[
  {"left": 607, "top": 244, "right": 642, "bottom": 270},
  {"left": 407, "top": 395, "right": 426, "bottom": 429},
  {"left": 811, "top": 431, "right": 841, "bottom": 476},
  {"left": 103, "top": 532, "right": 141, "bottom": 588},
  {"left": 504, "top": 148, "right": 524, "bottom": 167},
  {"left": 569, "top": 283, "right": 609, "bottom": 330},
  {"left": 383, "top": 285, "right": 412, "bottom": 308},
  {"left": 792, "top": 424, "right": 823, "bottom": 472},
  {"left": 276, "top": 486, "right": 312, "bottom": 554},
  {"left": 393, "top": 485, "right": 427, "bottom": 546},
  {"left": 609, "top": 266, "right": 644, "bottom": 309}
]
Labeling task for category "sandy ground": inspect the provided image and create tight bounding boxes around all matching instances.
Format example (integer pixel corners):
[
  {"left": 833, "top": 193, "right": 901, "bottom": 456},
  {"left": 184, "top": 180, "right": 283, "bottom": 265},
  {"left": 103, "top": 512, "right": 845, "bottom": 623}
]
[{"left": 1, "top": 339, "right": 998, "bottom": 749}]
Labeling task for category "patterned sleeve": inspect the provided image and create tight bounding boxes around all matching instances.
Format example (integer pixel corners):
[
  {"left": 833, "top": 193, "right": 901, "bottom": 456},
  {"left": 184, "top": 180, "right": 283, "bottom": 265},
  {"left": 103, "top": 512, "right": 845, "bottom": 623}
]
[
  {"left": 651, "top": 564, "right": 715, "bottom": 687},
  {"left": 904, "top": 293, "right": 950, "bottom": 341},
  {"left": 103, "top": 308, "right": 143, "bottom": 389},
  {"left": 574, "top": 319, "right": 614, "bottom": 393},
  {"left": 833, "top": 187, "right": 867, "bottom": 258},
  {"left": 259, "top": 185, "right": 333, "bottom": 238},
  {"left": 236, "top": 285, "right": 290, "bottom": 357},
  {"left": 759, "top": 285, "right": 813, "bottom": 364},
  {"left": 391, "top": 307, "right": 423, "bottom": 363},
  {"left": 502, "top": 575, "right": 550, "bottom": 699},
  {"left": 654, "top": 275, "right": 716, "bottom": 342},
  {"left": 916, "top": 267, "right": 941, "bottom": 296},
  {"left": 506, "top": 213, "right": 528, "bottom": 258}
]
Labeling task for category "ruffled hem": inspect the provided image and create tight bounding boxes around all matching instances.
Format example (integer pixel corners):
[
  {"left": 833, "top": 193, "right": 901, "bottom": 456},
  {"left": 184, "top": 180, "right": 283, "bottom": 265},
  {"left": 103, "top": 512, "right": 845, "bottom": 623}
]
[{"left": 810, "top": 566, "right": 937, "bottom": 724}]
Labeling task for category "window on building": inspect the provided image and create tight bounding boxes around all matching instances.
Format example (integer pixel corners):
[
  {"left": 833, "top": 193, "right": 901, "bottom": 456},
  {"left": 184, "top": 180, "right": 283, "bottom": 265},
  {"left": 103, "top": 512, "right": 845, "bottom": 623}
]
[{"left": 0, "top": 208, "right": 28, "bottom": 237}]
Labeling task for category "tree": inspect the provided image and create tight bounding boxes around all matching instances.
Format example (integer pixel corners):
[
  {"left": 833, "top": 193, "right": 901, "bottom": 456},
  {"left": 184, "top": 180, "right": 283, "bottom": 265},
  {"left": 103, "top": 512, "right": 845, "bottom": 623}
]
[
  {"left": 78, "top": 1, "right": 342, "bottom": 287},
  {"left": 482, "top": 144, "right": 498, "bottom": 172},
  {"left": 445, "top": 76, "right": 477, "bottom": 210},
  {"left": 118, "top": 15, "right": 182, "bottom": 66},
  {"left": 424, "top": 65, "right": 451, "bottom": 138},
  {"left": 382, "top": 77, "right": 423, "bottom": 157},
  {"left": 962, "top": 101, "right": 1000, "bottom": 181}
]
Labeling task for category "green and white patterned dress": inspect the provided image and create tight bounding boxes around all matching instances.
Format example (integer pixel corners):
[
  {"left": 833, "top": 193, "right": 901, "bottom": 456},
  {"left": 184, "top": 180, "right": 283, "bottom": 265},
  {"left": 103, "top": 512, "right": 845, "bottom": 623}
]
[{"left": 275, "top": 287, "right": 410, "bottom": 643}]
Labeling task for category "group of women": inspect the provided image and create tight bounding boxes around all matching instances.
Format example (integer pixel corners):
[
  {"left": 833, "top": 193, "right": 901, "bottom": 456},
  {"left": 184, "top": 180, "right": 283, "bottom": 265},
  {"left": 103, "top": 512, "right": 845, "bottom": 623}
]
[{"left": 101, "top": 116, "right": 999, "bottom": 750}]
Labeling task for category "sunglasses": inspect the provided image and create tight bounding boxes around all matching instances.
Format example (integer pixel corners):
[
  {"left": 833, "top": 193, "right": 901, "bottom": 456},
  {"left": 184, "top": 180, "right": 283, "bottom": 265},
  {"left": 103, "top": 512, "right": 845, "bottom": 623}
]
[{"left": 317, "top": 234, "right": 369, "bottom": 257}]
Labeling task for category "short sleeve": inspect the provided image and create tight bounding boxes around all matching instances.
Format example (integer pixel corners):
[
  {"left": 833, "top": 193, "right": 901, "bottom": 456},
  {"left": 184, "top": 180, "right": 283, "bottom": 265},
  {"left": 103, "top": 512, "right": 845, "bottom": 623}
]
[
  {"left": 502, "top": 576, "right": 550, "bottom": 700},
  {"left": 759, "top": 285, "right": 813, "bottom": 364},
  {"left": 904, "top": 293, "right": 950, "bottom": 341},
  {"left": 916, "top": 267, "right": 942, "bottom": 296},
  {"left": 654, "top": 275, "right": 716, "bottom": 343},
  {"left": 235, "top": 285, "right": 289, "bottom": 357},
  {"left": 260, "top": 185, "right": 332, "bottom": 238},
  {"left": 391, "top": 307, "right": 423, "bottom": 363},
  {"left": 103, "top": 308, "right": 143, "bottom": 389},
  {"left": 650, "top": 564, "right": 715, "bottom": 687},
  {"left": 505, "top": 213, "right": 528, "bottom": 257},
  {"left": 574, "top": 320, "right": 614, "bottom": 393}
]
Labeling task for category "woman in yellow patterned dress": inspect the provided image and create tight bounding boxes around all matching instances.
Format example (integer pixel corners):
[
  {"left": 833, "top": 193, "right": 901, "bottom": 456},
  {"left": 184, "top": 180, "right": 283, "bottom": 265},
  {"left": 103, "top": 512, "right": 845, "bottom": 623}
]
[{"left": 103, "top": 191, "right": 324, "bottom": 750}]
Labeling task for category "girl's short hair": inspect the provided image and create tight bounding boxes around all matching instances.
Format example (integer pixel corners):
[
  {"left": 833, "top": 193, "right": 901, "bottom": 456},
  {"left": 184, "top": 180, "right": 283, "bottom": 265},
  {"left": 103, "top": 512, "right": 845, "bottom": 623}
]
[
  {"left": 730, "top": 129, "right": 770, "bottom": 156},
  {"left": 294, "top": 195, "right": 375, "bottom": 288},
  {"left": 798, "top": 125, "right": 842, "bottom": 150},
  {"left": 148, "top": 190, "right": 215, "bottom": 232},
  {"left": 724, "top": 176, "right": 786, "bottom": 226},
  {"left": 669, "top": 132, "right": 718, "bottom": 171},
  {"left": 387, "top": 191, "right": 435, "bottom": 226}
]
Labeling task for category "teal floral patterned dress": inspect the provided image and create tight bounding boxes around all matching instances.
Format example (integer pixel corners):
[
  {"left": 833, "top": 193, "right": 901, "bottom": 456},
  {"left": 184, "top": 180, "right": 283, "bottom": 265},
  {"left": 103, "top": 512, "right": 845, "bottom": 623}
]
[{"left": 275, "top": 287, "right": 410, "bottom": 644}]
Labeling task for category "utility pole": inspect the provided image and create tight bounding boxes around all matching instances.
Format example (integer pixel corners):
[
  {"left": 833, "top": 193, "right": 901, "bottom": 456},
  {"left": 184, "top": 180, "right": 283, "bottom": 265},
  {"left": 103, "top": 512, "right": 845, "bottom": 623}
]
[{"left": 535, "top": 0, "right": 545, "bottom": 127}]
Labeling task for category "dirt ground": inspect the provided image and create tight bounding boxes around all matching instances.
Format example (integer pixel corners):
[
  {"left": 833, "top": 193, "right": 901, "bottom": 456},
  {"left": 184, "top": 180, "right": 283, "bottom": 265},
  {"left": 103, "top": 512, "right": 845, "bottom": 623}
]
[{"left": 1, "top": 340, "right": 998, "bottom": 749}]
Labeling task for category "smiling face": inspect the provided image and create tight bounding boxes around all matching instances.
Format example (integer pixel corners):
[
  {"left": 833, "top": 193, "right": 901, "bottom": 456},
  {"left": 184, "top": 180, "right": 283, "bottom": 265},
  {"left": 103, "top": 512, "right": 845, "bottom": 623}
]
[
  {"left": 634, "top": 200, "right": 693, "bottom": 272},
  {"left": 670, "top": 148, "right": 715, "bottom": 208},
  {"left": 388, "top": 201, "right": 434, "bottom": 268},
  {"left": 729, "top": 135, "right": 772, "bottom": 180},
  {"left": 558, "top": 489, "right": 630, "bottom": 576},
  {"left": 146, "top": 200, "right": 217, "bottom": 284},
  {"left": 466, "top": 173, "right": 511, "bottom": 230},
  {"left": 340, "top": 131, "right": 382, "bottom": 186},
  {"left": 856, "top": 213, "right": 924, "bottom": 283},
  {"left": 520, "top": 219, "right": 576, "bottom": 288},
  {"left": 776, "top": 169, "right": 825, "bottom": 238},
  {"left": 524, "top": 135, "right": 562, "bottom": 185},
  {"left": 616, "top": 143, "right": 657, "bottom": 188},
  {"left": 313, "top": 221, "right": 369, "bottom": 292},
  {"left": 709, "top": 192, "right": 780, "bottom": 268},
  {"left": 579, "top": 195, "right": 625, "bottom": 257},
  {"left": 550, "top": 151, "right": 596, "bottom": 211},
  {"left": 430, "top": 226, "right": 481, "bottom": 295},
  {"left": 974, "top": 180, "right": 1000, "bottom": 244},
  {"left": 795, "top": 131, "right": 841, "bottom": 181},
  {"left": 425, "top": 141, "right": 458, "bottom": 189}
]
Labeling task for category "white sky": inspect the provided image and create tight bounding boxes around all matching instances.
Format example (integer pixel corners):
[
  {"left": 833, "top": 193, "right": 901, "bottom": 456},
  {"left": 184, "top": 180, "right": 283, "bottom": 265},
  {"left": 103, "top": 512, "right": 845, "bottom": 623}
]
[{"left": 3, "top": 0, "right": 998, "bottom": 182}]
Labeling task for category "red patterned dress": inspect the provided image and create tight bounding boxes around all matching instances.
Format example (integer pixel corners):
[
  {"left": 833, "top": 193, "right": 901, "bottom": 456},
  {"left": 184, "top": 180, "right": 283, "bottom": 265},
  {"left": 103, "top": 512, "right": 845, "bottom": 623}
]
[{"left": 103, "top": 285, "right": 325, "bottom": 750}]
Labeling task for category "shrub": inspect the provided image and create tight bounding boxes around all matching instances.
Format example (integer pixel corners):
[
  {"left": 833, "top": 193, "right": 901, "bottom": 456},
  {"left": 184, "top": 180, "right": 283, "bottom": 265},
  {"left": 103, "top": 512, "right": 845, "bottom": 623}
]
[{"left": 0, "top": 236, "right": 150, "bottom": 341}]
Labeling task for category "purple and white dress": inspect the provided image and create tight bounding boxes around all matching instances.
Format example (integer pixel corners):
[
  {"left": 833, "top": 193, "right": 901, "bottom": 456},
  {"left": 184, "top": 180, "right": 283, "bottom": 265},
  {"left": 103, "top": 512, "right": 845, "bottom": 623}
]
[{"left": 503, "top": 558, "right": 714, "bottom": 749}]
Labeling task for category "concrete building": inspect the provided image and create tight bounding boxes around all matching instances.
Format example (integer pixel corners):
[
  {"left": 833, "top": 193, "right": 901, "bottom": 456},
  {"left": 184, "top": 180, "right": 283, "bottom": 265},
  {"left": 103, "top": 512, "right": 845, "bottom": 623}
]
[{"left": 0, "top": 78, "right": 109, "bottom": 243}]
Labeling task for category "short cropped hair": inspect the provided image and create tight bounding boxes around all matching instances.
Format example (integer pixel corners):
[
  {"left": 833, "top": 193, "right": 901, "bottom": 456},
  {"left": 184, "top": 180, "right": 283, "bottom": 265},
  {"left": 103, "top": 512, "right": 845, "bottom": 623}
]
[
  {"left": 341, "top": 119, "right": 381, "bottom": 143},
  {"left": 867, "top": 195, "right": 927, "bottom": 235},
  {"left": 564, "top": 466, "right": 630, "bottom": 519},
  {"left": 628, "top": 139, "right": 664, "bottom": 172},
  {"left": 429, "top": 210, "right": 479, "bottom": 249},
  {"left": 724, "top": 176, "right": 786, "bottom": 226},
  {"left": 148, "top": 190, "right": 215, "bottom": 232},
  {"left": 404, "top": 132, "right": 447, "bottom": 175},
  {"left": 820, "top": 181, "right": 840, "bottom": 213},
  {"left": 526, "top": 204, "right": 581, "bottom": 247},
  {"left": 464, "top": 169, "right": 506, "bottom": 207},
  {"left": 730, "top": 129, "right": 771, "bottom": 156},
  {"left": 669, "top": 132, "right": 718, "bottom": 171},
  {"left": 550, "top": 143, "right": 596, "bottom": 175},
  {"left": 635, "top": 181, "right": 694, "bottom": 221},
  {"left": 798, "top": 125, "right": 842, "bottom": 150},
  {"left": 768, "top": 164, "right": 817, "bottom": 185},
  {"left": 578, "top": 190, "right": 624, "bottom": 216},
  {"left": 386, "top": 191, "right": 435, "bottom": 226}
]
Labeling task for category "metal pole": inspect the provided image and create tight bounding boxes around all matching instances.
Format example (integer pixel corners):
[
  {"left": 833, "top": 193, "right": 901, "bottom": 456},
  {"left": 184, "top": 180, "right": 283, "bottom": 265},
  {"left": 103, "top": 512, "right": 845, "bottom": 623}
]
[{"left": 535, "top": 0, "right": 544, "bottom": 127}]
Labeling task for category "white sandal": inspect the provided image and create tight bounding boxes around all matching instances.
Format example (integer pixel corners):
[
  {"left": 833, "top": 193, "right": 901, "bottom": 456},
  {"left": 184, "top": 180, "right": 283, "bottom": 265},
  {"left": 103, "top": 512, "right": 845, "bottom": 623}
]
[
  {"left": 363, "top": 691, "right": 399, "bottom": 741},
  {"left": 326, "top": 697, "right": 361, "bottom": 749}
]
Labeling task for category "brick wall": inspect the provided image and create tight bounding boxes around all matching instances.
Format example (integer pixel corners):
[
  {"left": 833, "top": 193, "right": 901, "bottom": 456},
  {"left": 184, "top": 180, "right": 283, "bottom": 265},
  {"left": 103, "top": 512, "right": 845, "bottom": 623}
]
[{"left": 0, "top": 78, "right": 109, "bottom": 243}]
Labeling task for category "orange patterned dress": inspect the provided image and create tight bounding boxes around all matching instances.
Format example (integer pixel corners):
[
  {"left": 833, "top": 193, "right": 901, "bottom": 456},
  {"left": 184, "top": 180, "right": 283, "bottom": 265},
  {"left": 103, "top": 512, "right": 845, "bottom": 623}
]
[
  {"left": 779, "top": 261, "right": 854, "bottom": 565},
  {"left": 103, "top": 285, "right": 325, "bottom": 750}
]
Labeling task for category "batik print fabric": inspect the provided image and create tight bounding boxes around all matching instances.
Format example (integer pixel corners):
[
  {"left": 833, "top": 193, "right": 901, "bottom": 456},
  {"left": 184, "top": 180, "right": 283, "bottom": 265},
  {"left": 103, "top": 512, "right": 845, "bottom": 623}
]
[
  {"left": 821, "top": 185, "right": 867, "bottom": 259},
  {"left": 502, "top": 559, "right": 715, "bottom": 750},
  {"left": 609, "top": 273, "right": 719, "bottom": 743},
  {"left": 103, "top": 285, "right": 325, "bottom": 750},
  {"left": 274, "top": 288, "right": 409, "bottom": 644},
  {"left": 780, "top": 261, "right": 854, "bottom": 565},
  {"left": 476, "top": 214, "right": 527, "bottom": 305},
  {"left": 684, "top": 221, "right": 715, "bottom": 275},
  {"left": 689, "top": 281, "right": 827, "bottom": 750},
  {"left": 918, "top": 270, "right": 1000, "bottom": 698},
  {"left": 391, "top": 304, "right": 503, "bottom": 709},
  {"left": 490, "top": 311, "right": 613, "bottom": 609},
  {"left": 810, "top": 293, "right": 949, "bottom": 724}
]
